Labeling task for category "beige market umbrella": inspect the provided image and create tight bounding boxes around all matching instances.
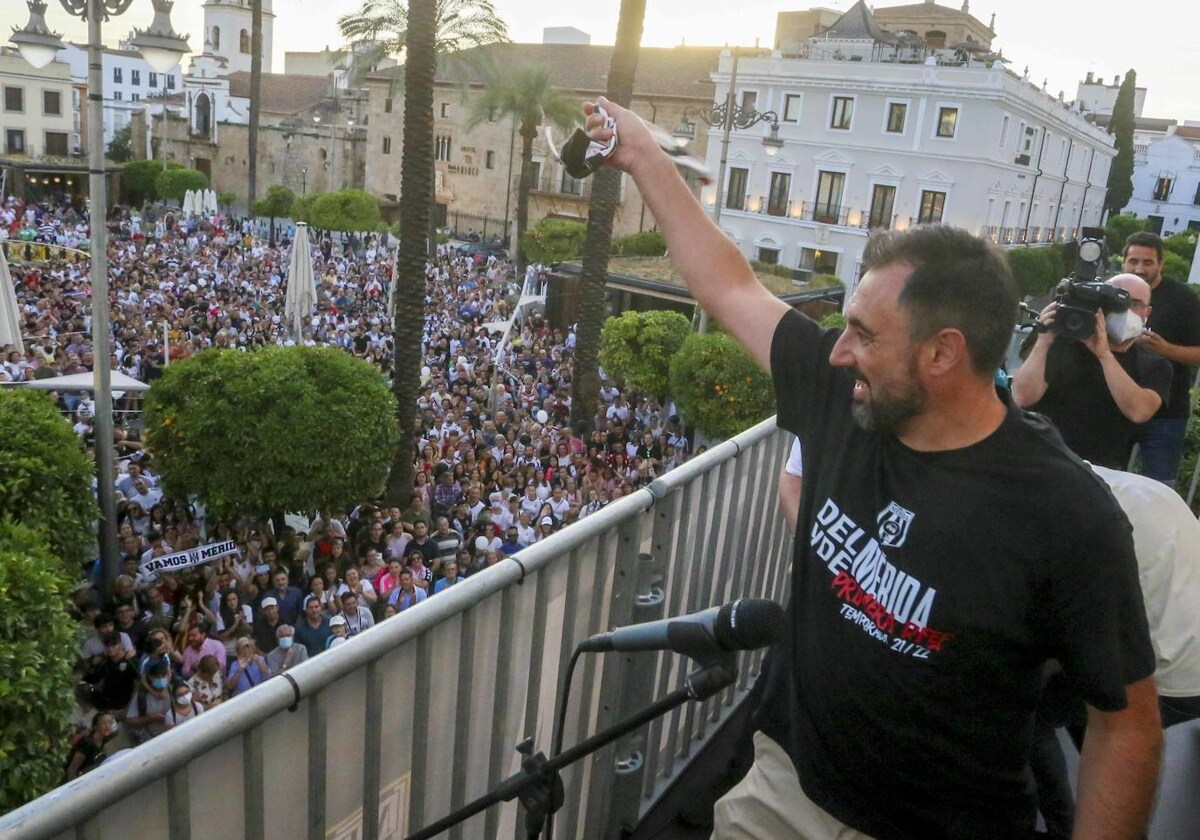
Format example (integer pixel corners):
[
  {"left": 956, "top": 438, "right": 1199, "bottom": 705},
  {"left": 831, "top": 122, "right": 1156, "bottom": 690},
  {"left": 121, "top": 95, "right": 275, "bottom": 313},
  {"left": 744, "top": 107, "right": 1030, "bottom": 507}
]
[
  {"left": 284, "top": 222, "right": 317, "bottom": 339},
  {"left": 0, "top": 244, "right": 24, "bottom": 354}
]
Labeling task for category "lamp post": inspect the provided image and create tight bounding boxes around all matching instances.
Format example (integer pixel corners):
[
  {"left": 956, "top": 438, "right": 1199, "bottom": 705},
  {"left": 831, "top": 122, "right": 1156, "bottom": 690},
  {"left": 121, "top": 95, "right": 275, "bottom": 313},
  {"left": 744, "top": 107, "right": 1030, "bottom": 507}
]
[
  {"left": 10, "top": 0, "right": 188, "bottom": 593},
  {"left": 677, "top": 47, "right": 783, "bottom": 332},
  {"left": 301, "top": 166, "right": 308, "bottom": 195}
]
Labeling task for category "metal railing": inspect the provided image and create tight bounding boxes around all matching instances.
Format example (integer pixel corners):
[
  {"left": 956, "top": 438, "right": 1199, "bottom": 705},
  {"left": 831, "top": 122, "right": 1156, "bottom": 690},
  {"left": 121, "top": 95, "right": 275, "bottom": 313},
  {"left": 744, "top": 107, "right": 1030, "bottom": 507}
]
[{"left": 0, "top": 419, "right": 792, "bottom": 840}]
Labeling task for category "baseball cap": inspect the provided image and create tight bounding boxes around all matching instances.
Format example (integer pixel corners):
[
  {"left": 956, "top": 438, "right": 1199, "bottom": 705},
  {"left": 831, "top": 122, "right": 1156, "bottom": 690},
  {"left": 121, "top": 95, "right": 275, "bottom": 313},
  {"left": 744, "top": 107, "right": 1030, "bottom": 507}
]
[
  {"left": 329, "top": 615, "right": 347, "bottom": 627},
  {"left": 260, "top": 596, "right": 278, "bottom": 608},
  {"left": 540, "top": 516, "right": 553, "bottom": 526}
]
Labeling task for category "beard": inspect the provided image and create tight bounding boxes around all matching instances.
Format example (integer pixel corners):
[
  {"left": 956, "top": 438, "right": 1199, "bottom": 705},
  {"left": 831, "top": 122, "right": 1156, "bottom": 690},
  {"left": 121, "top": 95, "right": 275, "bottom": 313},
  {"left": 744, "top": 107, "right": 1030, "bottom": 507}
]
[{"left": 849, "top": 364, "right": 928, "bottom": 434}]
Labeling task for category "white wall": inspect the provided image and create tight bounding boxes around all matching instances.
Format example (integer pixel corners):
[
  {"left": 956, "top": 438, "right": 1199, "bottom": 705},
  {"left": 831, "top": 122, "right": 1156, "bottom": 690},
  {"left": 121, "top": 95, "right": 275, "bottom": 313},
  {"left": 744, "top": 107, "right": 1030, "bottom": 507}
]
[{"left": 58, "top": 44, "right": 182, "bottom": 144}]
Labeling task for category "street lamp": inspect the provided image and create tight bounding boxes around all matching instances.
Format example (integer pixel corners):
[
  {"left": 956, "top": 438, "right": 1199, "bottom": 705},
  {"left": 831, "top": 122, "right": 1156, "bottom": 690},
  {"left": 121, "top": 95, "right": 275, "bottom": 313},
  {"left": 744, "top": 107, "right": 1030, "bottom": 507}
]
[
  {"left": 10, "top": 0, "right": 189, "bottom": 593},
  {"left": 301, "top": 166, "right": 308, "bottom": 195},
  {"left": 676, "top": 47, "right": 781, "bottom": 332}
]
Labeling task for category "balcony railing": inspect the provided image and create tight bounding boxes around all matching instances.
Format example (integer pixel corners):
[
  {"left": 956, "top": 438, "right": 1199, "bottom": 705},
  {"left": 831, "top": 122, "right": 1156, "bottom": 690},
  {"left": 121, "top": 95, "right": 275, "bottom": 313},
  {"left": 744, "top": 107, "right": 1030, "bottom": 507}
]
[{"left": 530, "top": 174, "right": 591, "bottom": 200}]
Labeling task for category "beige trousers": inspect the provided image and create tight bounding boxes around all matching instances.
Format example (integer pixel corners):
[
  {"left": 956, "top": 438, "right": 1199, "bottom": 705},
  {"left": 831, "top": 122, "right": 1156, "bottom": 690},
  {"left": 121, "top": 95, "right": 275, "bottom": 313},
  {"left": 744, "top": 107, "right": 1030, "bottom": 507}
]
[{"left": 711, "top": 732, "right": 880, "bottom": 840}]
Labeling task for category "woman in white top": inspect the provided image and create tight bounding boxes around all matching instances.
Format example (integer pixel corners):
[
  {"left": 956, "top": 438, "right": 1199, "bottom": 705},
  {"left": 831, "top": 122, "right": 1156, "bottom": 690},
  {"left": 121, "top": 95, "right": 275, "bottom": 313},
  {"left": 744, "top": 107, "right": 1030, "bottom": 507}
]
[{"left": 335, "top": 566, "right": 378, "bottom": 607}]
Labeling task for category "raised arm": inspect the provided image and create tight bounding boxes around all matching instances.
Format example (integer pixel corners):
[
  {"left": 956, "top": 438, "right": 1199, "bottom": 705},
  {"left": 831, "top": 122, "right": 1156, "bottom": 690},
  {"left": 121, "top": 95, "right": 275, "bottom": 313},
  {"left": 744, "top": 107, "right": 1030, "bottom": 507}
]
[{"left": 584, "top": 99, "right": 789, "bottom": 369}]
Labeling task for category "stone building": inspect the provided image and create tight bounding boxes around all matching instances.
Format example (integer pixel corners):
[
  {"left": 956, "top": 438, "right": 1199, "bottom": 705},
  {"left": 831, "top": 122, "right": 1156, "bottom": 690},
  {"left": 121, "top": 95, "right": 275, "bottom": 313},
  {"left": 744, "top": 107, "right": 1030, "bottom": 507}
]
[
  {"left": 362, "top": 44, "right": 721, "bottom": 240},
  {"left": 132, "top": 71, "right": 366, "bottom": 204}
]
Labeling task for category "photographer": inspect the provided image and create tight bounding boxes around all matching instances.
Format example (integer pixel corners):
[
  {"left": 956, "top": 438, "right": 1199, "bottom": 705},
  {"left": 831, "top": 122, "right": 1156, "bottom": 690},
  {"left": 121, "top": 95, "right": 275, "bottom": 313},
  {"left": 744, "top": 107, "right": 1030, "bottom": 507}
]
[{"left": 1012, "top": 274, "right": 1170, "bottom": 468}]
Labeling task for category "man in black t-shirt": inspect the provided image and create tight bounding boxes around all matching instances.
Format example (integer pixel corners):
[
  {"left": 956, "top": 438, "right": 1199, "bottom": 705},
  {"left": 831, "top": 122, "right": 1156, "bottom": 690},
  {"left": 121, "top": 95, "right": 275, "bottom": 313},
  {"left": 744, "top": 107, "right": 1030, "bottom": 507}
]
[
  {"left": 584, "top": 98, "right": 1163, "bottom": 840},
  {"left": 1012, "top": 274, "right": 1171, "bottom": 468},
  {"left": 1123, "top": 232, "right": 1200, "bottom": 487}
]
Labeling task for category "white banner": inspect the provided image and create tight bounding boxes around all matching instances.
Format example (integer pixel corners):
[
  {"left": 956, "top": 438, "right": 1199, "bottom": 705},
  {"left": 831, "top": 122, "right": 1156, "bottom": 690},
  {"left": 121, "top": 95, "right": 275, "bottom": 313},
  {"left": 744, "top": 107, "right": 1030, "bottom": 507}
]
[{"left": 139, "top": 539, "right": 239, "bottom": 577}]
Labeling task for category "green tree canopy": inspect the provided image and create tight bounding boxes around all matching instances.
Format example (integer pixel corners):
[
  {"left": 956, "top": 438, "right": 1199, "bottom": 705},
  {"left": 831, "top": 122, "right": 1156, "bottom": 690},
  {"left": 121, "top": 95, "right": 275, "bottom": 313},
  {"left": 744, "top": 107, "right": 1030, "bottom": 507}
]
[
  {"left": 599, "top": 310, "right": 691, "bottom": 399},
  {"left": 122, "top": 159, "right": 180, "bottom": 206},
  {"left": 308, "top": 189, "right": 382, "bottom": 232},
  {"left": 1103, "top": 69, "right": 1137, "bottom": 218},
  {"left": 668, "top": 332, "right": 775, "bottom": 441},
  {"left": 107, "top": 124, "right": 133, "bottom": 163},
  {"left": 155, "top": 167, "right": 210, "bottom": 203},
  {"left": 521, "top": 218, "right": 586, "bottom": 264},
  {"left": 251, "top": 184, "right": 295, "bottom": 220},
  {"left": 0, "top": 388, "right": 97, "bottom": 570},
  {"left": 218, "top": 190, "right": 238, "bottom": 211},
  {"left": 0, "top": 521, "right": 78, "bottom": 811},
  {"left": 1105, "top": 213, "right": 1146, "bottom": 258},
  {"left": 144, "top": 347, "right": 400, "bottom": 519}
]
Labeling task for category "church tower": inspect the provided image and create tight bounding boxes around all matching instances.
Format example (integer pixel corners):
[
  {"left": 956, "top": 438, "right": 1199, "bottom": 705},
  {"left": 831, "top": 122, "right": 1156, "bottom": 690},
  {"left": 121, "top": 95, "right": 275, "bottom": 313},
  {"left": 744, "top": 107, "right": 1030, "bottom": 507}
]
[{"left": 201, "top": 0, "right": 274, "bottom": 77}]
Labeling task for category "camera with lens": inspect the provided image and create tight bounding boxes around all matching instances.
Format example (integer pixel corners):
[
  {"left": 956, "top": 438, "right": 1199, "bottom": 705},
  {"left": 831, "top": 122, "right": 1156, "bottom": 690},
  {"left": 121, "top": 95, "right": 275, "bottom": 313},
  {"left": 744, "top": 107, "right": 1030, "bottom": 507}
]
[{"left": 1051, "top": 227, "right": 1128, "bottom": 341}]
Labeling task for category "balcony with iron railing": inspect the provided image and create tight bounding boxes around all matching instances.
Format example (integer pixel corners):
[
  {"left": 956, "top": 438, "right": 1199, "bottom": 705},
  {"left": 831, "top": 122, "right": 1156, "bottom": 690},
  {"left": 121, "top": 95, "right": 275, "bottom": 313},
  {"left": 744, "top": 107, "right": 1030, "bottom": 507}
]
[
  {"left": 530, "top": 173, "right": 591, "bottom": 201},
  {"left": 723, "top": 196, "right": 906, "bottom": 231}
]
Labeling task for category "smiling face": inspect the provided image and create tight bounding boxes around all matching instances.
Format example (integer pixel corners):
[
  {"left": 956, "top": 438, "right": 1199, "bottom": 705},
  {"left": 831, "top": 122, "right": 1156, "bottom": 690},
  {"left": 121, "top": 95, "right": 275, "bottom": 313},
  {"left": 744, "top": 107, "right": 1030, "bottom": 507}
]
[{"left": 828, "top": 263, "right": 929, "bottom": 434}]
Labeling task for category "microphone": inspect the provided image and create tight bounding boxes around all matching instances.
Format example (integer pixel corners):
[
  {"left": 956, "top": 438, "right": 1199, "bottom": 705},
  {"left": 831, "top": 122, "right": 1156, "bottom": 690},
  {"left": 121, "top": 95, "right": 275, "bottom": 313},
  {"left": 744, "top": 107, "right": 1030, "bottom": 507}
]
[{"left": 578, "top": 599, "right": 786, "bottom": 660}]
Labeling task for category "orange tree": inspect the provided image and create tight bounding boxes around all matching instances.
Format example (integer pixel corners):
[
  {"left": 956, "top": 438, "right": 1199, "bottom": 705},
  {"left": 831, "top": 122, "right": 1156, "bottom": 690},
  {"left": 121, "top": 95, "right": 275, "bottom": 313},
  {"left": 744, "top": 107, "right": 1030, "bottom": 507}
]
[{"left": 668, "top": 331, "right": 774, "bottom": 441}]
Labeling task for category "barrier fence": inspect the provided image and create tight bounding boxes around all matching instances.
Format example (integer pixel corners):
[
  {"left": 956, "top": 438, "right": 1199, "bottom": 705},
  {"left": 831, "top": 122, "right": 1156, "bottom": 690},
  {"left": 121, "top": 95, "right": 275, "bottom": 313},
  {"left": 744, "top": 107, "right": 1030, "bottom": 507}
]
[{"left": 0, "top": 419, "right": 791, "bottom": 840}]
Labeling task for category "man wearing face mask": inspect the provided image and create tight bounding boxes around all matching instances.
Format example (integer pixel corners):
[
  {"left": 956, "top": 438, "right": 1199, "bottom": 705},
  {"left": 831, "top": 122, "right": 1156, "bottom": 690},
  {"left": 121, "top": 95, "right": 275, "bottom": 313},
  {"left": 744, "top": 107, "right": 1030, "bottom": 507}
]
[{"left": 1012, "top": 273, "right": 1171, "bottom": 468}]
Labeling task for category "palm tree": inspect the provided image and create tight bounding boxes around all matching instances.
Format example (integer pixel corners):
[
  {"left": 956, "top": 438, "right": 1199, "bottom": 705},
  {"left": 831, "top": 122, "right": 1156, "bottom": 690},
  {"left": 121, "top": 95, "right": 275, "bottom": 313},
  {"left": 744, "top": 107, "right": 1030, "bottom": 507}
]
[
  {"left": 570, "top": 0, "right": 647, "bottom": 428},
  {"left": 336, "top": 0, "right": 508, "bottom": 83},
  {"left": 465, "top": 55, "right": 578, "bottom": 273},
  {"left": 248, "top": 0, "right": 263, "bottom": 205},
  {"left": 339, "top": 0, "right": 509, "bottom": 257},
  {"left": 383, "top": 0, "right": 439, "bottom": 504}
]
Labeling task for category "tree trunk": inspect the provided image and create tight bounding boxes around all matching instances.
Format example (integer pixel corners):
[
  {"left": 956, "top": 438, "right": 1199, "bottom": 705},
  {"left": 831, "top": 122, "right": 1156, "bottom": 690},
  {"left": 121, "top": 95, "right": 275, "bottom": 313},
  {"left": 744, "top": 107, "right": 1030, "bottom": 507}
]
[
  {"left": 248, "top": 0, "right": 263, "bottom": 204},
  {"left": 385, "top": 0, "right": 437, "bottom": 504},
  {"left": 570, "top": 0, "right": 646, "bottom": 429},
  {"left": 514, "top": 124, "right": 536, "bottom": 276}
]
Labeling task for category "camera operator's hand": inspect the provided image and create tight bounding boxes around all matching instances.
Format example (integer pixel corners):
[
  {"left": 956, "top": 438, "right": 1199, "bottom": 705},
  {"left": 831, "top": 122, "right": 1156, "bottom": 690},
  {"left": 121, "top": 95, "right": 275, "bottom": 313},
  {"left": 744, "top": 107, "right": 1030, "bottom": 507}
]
[
  {"left": 583, "top": 98, "right": 658, "bottom": 178},
  {"left": 1032, "top": 301, "right": 1058, "bottom": 344},
  {"left": 1082, "top": 310, "right": 1113, "bottom": 360}
]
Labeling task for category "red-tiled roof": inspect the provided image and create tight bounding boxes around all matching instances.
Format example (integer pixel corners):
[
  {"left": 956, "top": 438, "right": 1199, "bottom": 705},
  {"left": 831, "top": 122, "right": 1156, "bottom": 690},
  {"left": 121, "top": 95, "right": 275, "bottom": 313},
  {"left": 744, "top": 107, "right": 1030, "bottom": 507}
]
[{"left": 223, "top": 71, "right": 334, "bottom": 114}]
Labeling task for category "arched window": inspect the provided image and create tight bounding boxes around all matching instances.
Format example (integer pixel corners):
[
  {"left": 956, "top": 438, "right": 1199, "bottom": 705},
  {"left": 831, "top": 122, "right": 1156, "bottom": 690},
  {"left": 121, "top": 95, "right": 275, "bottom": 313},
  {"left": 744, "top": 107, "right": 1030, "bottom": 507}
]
[
  {"left": 211, "top": 26, "right": 220, "bottom": 50},
  {"left": 195, "top": 93, "right": 212, "bottom": 137},
  {"left": 924, "top": 30, "right": 947, "bottom": 49},
  {"left": 239, "top": 29, "right": 250, "bottom": 54}
]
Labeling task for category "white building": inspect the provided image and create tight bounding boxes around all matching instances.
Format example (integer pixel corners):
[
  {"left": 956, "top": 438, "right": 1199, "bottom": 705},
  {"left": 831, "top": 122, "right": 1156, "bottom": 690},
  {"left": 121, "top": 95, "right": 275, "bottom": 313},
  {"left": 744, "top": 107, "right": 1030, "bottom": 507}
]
[
  {"left": 0, "top": 48, "right": 76, "bottom": 158},
  {"left": 697, "top": 1, "right": 1113, "bottom": 291},
  {"left": 1075, "top": 70, "right": 1147, "bottom": 118},
  {"left": 57, "top": 43, "right": 182, "bottom": 145},
  {"left": 1123, "top": 125, "right": 1200, "bottom": 238},
  {"left": 200, "top": 0, "right": 274, "bottom": 77}
]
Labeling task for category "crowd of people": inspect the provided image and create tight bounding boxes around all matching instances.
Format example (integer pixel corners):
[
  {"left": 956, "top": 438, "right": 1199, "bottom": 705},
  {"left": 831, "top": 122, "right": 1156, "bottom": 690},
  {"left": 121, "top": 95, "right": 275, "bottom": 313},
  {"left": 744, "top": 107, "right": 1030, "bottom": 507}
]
[{"left": 2, "top": 191, "right": 695, "bottom": 776}]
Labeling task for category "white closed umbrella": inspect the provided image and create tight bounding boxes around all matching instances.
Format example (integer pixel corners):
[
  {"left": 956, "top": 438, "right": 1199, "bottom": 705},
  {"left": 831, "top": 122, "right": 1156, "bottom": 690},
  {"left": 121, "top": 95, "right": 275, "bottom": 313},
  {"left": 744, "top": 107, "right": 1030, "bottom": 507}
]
[
  {"left": 386, "top": 246, "right": 398, "bottom": 320},
  {"left": 182, "top": 189, "right": 195, "bottom": 216},
  {"left": 0, "top": 244, "right": 24, "bottom": 354},
  {"left": 284, "top": 222, "right": 317, "bottom": 339},
  {"left": 206, "top": 189, "right": 218, "bottom": 215}
]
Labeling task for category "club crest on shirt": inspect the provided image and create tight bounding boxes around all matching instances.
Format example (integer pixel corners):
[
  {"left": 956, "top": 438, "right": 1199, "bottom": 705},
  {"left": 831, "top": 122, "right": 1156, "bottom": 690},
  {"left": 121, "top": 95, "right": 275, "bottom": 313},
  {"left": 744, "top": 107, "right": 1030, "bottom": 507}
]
[{"left": 877, "top": 501, "right": 915, "bottom": 549}]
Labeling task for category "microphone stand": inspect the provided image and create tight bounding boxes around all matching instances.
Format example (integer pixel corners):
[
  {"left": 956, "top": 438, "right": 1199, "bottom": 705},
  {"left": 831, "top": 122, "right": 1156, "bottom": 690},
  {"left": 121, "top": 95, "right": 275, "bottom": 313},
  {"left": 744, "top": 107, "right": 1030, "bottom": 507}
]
[{"left": 405, "top": 657, "right": 737, "bottom": 840}]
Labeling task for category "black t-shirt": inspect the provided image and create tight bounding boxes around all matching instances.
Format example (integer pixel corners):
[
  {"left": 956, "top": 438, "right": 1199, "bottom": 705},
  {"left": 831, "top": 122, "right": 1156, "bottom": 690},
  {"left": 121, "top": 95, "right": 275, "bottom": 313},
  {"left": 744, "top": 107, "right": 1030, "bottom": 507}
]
[
  {"left": 1030, "top": 337, "right": 1171, "bottom": 468},
  {"left": 1145, "top": 277, "right": 1200, "bottom": 419},
  {"left": 759, "top": 310, "right": 1154, "bottom": 840}
]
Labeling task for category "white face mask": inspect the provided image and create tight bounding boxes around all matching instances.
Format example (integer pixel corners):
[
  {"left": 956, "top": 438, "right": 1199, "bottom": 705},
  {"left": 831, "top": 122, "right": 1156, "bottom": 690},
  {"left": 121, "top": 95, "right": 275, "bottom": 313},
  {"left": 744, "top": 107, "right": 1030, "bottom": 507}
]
[
  {"left": 176, "top": 692, "right": 193, "bottom": 706},
  {"left": 1105, "top": 310, "right": 1145, "bottom": 344}
]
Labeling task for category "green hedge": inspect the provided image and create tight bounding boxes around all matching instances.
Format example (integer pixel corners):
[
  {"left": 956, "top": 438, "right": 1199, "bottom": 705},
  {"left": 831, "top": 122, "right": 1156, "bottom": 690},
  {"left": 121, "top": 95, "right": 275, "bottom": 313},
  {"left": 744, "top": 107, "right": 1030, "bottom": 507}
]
[
  {"left": 1006, "top": 247, "right": 1061, "bottom": 298},
  {"left": 612, "top": 230, "right": 667, "bottom": 257},
  {"left": 668, "top": 332, "right": 774, "bottom": 440},
  {"left": 0, "top": 521, "right": 78, "bottom": 811},
  {"left": 0, "top": 389, "right": 97, "bottom": 570}
]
